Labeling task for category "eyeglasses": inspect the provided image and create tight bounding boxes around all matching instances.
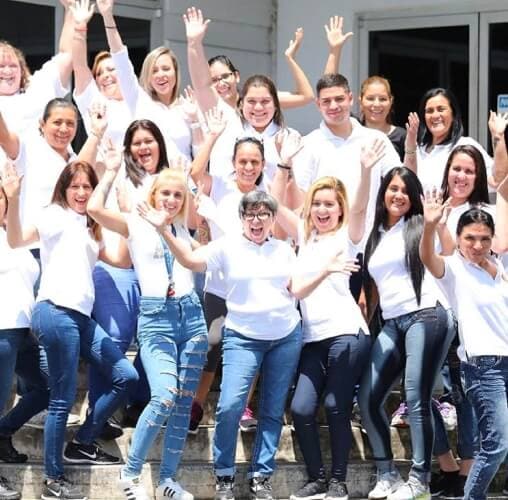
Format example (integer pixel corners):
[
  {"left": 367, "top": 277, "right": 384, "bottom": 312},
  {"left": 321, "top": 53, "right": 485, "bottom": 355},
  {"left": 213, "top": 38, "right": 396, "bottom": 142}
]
[
  {"left": 242, "top": 211, "right": 272, "bottom": 222},
  {"left": 211, "top": 72, "right": 234, "bottom": 84}
]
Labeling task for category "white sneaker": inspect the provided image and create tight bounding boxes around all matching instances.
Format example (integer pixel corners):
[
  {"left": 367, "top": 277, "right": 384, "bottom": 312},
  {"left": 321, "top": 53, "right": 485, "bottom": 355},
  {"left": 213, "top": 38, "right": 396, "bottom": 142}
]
[
  {"left": 369, "top": 471, "right": 405, "bottom": 500},
  {"left": 24, "top": 410, "right": 81, "bottom": 429},
  {"left": 118, "top": 475, "right": 150, "bottom": 500},
  {"left": 156, "top": 478, "right": 194, "bottom": 500},
  {"left": 387, "top": 477, "right": 430, "bottom": 500}
]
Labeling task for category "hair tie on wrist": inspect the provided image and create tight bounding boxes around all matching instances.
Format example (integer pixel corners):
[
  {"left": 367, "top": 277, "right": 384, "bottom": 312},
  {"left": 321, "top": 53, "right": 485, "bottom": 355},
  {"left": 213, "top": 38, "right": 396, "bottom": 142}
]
[{"left": 277, "top": 163, "right": 292, "bottom": 170}]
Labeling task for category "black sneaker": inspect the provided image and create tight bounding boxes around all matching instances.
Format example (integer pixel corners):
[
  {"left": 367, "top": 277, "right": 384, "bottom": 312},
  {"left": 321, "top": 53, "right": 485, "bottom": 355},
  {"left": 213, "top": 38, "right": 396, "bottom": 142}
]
[
  {"left": 215, "top": 475, "right": 235, "bottom": 500},
  {"left": 250, "top": 476, "right": 273, "bottom": 500},
  {"left": 0, "top": 436, "right": 27, "bottom": 464},
  {"left": 430, "top": 470, "right": 459, "bottom": 497},
  {"left": 441, "top": 475, "right": 465, "bottom": 499},
  {"left": 98, "top": 417, "right": 124, "bottom": 441},
  {"left": 325, "top": 479, "right": 348, "bottom": 500},
  {"left": 0, "top": 476, "right": 21, "bottom": 500},
  {"left": 290, "top": 479, "right": 327, "bottom": 499},
  {"left": 63, "top": 441, "right": 120, "bottom": 464},
  {"left": 41, "top": 477, "right": 87, "bottom": 500},
  {"left": 188, "top": 401, "right": 204, "bottom": 435}
]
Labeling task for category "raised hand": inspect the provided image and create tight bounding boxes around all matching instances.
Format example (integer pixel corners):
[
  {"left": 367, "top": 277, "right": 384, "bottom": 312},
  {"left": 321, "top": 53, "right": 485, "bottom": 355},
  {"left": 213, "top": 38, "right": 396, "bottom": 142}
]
[
  {"left": 183, "top": 7, "right": 210, "bottom": 43},
  {"left": 205, "top": 107, "right": 226, "bottom": 137},
  {"left": 285, "top": 28, "right": 304, "bottom": 59},
  {"left": 326, "top": 249, "right": 360, "bottom": 276},
  {"left": 275, "top": 128, "right": 303, "bottom": 166},
  {"left": 488, "top": 110, "right": 508, "bottom": 137},
  {"left": 96, "top": 0, "right": 114, "bottom": 18},
  {"left": 59, "top": 0, "right": 75, "bottom": 10},
  {"left": 89, "top": 100, "right": 108, "bottom": 139},
  {"left": 115, "top": 179, "right": 131, "bottom": 213},
  {"left": 360, "top": 138, "right": 386, "bottom": 171},
  {"left": 1, "top": 161, "right": 22, "bottom": 199},
  {"left": 102, "top": 138, "right": 122, "bottom": 173},
  {"left": 405, "top": 112, "right": 420, "bottom": 149},
  {"left": 137, "top": 201, "right": 171, "bottom": 230},
  {"left": 324, "top": 16, "right": 353, "bottom": 50},
  {"left": 422, "top": 188, "right": 450, "bottom": 227},
  {"left": 69, "top": 0, "right": 95, "bottom": 26},
  {"left": 168, "top": 156, "right": 190, "bottom": 175},
  {"left": 179, "top": 86, "right": 200, "bottom": 124}
]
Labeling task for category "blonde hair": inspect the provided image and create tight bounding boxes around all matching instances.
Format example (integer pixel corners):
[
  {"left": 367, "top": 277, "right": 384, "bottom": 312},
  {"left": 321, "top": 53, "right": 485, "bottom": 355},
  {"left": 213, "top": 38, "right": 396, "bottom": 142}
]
[
  {"left": 302, "top": 176, "right": 349, "bottom": 242},
  {"left": 147, "top": 168, "right": 189, "bottom": 225},
  {"left": 139, "top": 46, "right": 180, "bottom": 105},
  {"left": 0, "top": 41, "right": 31, "bottom": 92},
  {"left": 91, "top": 51, "right": 112, "bottom": 80},
  {"left": 359, "top": 75, "right": 394, "bottom": 124}
]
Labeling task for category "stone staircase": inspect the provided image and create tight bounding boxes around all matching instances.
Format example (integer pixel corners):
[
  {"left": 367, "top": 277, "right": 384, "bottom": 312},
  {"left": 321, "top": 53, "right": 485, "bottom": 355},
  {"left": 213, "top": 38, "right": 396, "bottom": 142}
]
[{"left": 2, "top": 360, "right": 507, "bottom": 499}]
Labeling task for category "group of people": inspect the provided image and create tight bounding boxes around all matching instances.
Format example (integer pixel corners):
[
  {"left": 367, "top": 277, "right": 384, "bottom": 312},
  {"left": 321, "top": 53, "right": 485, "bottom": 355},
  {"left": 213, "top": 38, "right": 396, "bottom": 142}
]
[{"left": 0, "top": 2, "right": 507, "bottom": 500}]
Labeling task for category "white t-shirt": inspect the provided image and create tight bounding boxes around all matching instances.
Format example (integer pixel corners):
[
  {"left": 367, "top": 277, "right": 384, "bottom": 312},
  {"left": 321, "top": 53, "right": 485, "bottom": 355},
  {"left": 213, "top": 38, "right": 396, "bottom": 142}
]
[
  {"left": 111, "top": 48, "right": 192, "bottom": 161},
  {"left": 0, "top": 228, "right": 39, "bottom": 329},
  {"left": 367, "top": 218, "right": 440, "bottom": 320},
  {"left": 74, "top": 80, "right": 133, "bottom": 148},
  {"left": 293, "top": 119, "right": 401, "bottom": 239},
  {"left": 127, "top": 215, "right": 194, "bottom": 298},
  {"left": 416, "top": 136, "right": 493, "bottom": 193},
  {"left": 437, "top": 252, "right": 508, "bottom": 358},
  {"left": 296, "top": 225, "right": 369, "bottom": 343},
  {"left": 201, "top": 234, "right": 300, "bottom": 340},
  {"left": 36, "top": 205, "right": 101, "bottom": 317}
]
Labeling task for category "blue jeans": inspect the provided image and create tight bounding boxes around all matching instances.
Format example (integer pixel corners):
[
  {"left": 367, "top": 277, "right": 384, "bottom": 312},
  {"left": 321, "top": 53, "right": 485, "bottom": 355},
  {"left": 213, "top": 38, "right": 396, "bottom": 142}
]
[
  {"left": 359, "top": 304, "right": 453, "bottom": 483},
  {"left": 122, "top": 292, "right": 207, "bottom": 482},
  {"left": 90, "top": 262, "right": 143, "bottom": 406},
  {"left": 291, "top": 331, "right": 371, "bottom": 481},
  {"left": 462, "top": 356, "right": 508, "bottom": 500},
  {"left": 214, "top": 324, "right": 302, "bottom": 478},
  {"left": 31, "top": 300, "right": 139, "bottom": 479},
  {"left": 0, "top": 328, "right": 49, "bottom": 435}
]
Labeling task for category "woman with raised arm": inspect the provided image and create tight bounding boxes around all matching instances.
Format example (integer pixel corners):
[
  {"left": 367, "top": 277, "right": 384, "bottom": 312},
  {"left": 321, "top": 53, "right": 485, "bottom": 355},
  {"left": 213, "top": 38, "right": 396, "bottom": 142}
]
[
  {"left": 357, "top": 166, "right": 454, "bottom": 500},
  {"left": 138, "top": 190, "right": 301, "bottom": 500},
  {"left": 87, "top": 151, "right": 208, "bottom": 500},
  {"left": 270, "top": 140, "right": 384, "bottom": 500},
  {"left": 419, "top": 195, "right": 507, "bottom": 500},
  {"left": 3, "top": 157, "right": 138, "bottom": 500},
  {"left": 97, "top": 0, "right": 201, "bottom": 161}
]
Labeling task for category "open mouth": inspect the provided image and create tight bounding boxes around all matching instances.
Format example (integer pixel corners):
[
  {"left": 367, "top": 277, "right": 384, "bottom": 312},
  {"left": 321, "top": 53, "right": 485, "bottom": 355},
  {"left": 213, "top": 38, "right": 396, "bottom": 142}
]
[
  {"left": 249, "top": 226, "right": 264, "bottom": 238},
  {"left": 316, "top": 214, "right": 331, "bottom": 225}
]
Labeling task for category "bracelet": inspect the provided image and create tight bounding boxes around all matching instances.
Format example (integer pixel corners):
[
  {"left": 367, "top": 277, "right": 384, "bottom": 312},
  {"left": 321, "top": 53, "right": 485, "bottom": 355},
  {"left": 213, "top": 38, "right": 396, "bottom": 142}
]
[
  {"left": 277, "top": 163, "right": 292, "bottom": 170},
  {"left": 104, "top": 25, "right": 117, "bottom": 30},
  {"left": 74, "top": 27, "right": 88, "bottom": 32},
  {"left": 189, "top": 122, "right": 201, "bottom": 130},
  {"left": 90, "top": 130, "right": 103, "bottom": 140},
  {"left": 405, "top": 149, "right": 416, "bottom": 155}
]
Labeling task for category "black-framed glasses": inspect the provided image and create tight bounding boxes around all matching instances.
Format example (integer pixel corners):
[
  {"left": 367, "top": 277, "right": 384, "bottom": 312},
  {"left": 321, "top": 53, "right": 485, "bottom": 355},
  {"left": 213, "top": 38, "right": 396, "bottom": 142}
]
[
  {"left": 211, "top": 72, "right": 234, "bottom": 84},
  {"left": 242, "top": 211, "right": 272, "bottom": 222}
]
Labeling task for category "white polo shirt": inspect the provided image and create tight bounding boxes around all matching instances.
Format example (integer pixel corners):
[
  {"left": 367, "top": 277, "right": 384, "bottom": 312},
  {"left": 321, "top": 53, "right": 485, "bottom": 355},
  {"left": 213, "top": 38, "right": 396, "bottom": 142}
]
[
  {"left": 127, "top": 215, "right": 194, "bottom": 298},
  {"left": 367, "top": 218, "right": 441, "bottom": 320},
  {"left": 0, "top": 228, "right": 39, "bottom": 329},
  {"left": 201, "top": 234, "right": 300, "bottom": 340},
  {"left": 36, "top": 205, "right": 101, "bottom": 317},
  {"left": 111, "top": 48, "right": 192, "bottom": 161},
  {"left": 416, "top": 136, "right": 493, "bottom": 192},
  {"left": 296, "top": 225, "right": 369, "bottom": 343},
  {"left": 293, "top": 119, "right": 401, "bottom": 239},
  {"left": 437, "top": 252, "right": 508, "bottom": 358}
]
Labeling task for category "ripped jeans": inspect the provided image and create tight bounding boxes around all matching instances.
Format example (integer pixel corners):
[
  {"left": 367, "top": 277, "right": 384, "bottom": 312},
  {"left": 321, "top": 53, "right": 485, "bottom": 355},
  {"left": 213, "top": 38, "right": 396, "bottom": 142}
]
[{"left": 122, "top": 292, "right": 208, "bottom": 481}]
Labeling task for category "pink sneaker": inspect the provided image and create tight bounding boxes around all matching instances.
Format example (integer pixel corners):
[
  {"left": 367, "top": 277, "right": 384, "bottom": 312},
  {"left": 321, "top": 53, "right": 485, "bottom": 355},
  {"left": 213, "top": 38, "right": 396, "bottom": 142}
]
[
  {"left": 390, "top": 402, "right": 409, "bottom": 428},
  {"left": 239, "top": 406, "right": 257, "bottom": 432}
]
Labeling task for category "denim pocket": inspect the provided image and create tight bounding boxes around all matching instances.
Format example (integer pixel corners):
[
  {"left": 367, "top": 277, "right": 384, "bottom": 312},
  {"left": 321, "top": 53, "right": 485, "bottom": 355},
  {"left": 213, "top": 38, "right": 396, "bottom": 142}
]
[
  {"left": 468, "top": 355, "right": 501, "bottom": 372},
  {"left": 139, "top": 302, "right": 165, "bottom": 316}
]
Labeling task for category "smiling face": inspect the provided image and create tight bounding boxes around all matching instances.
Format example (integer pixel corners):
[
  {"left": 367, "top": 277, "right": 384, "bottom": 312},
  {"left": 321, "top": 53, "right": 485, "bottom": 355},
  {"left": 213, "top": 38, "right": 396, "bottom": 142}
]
[
  {"left": 384, "top": 174, "right": 411, "bottom": 227},
  {"left": 65, "top": 171, "right": 93, "bottom": 215},
  {"left": 310, "top": 188, "right": 343, "bottom": 235},
  {"left": 317, "top": 86, "right": 353, "bottom": 129},
  {"left": 130, "top": 128, "right": 160, "bottom": 174},
  {"left": 40, "top": 106, "right": 78, "bottom": 157},
  {"left": 447, "top": 152, "right": 476, "bottom": 204},
  {"left": 242, "top": 85, "right": 276, "bottom": 132},
  {"left": 360, "top": 81, "right": 392, "bottom": 127},
  {"left": 0, "top": 47, "right": 22, "bottom": 96},
  {"left": 149, "top": 53, "right": 176, "bottom": 104},
  {"left": 241, "top": 204, "right": 274, "bottom": 245},
  {"left": 425, "top": 94, "right": 453, "bottom": 145},
  {"left": 94, "top": 57, "right": 122, "bottom": 100},
  {"left": 457, "top": 222, "right": 493, "bottom": 265},
  {"left": 233, "top": 142, "right": 264, "bottom": 192},
  {"left": 210, "top": 60, "right": 239, "bottom": 107},
  {"left": 152, "top": 179, "right": 186, "bottom": 221}
]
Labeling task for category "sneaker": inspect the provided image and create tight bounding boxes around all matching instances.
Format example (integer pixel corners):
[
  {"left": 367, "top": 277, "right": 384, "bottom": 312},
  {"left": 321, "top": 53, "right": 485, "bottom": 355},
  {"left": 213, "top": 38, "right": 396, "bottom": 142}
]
[
  {"left": 387, "top": 477, "right": 430, "bottom": 500},
  {"left": 249, "top": 476, "right": 273, "bottom": 500},
  {"left": 441, "top": 475, "right": 465, "bottom": 500},
  {"left": 156, "top": 478, "right": 193, "bottom": 499},
  {"left": 188, "top": 401, "right": 204, "bottom": 435},
  {"left": 0, "top": 476, "right": 20, "bottom": 500},
  {"left": 390, "top": 403, "right": 409, "bottom": 428},
  {"left": 325, "top": 479, "right": 348, "bottom": 500},
  {"left": 290, "top": 479, "right": 327, "bottom": 499},
  {"left": 240, "top": 406, "right": 257, "bottom": 433},
  {"left": 118, "top": 475, "right": 150, "bottom": 500},
  {"left": 429, "top": 470, "right": 458, "bottom": 497},
  {"left": 215, "top": 476, "right": 235, "bottom": 500},
  {"left": 41, "top": 477, "right": 87, "bottom": 500},
  {"left": 437, "top": 402, "right": 457, "bottom": 431},
  {"left": 0, "top": 436, "right": 27, "bottom": 463},
  {"left": 25, "top": 410, "right": 81, "bottom": 429},
  {"left": 369, "top": 471, "right": 405, "bottom": 500},
  {"left": 63, "top": 441, "right": 120, "bottom": 464},
  {"left": 98, "top": 417, "right": 124, "bottom": 441}
]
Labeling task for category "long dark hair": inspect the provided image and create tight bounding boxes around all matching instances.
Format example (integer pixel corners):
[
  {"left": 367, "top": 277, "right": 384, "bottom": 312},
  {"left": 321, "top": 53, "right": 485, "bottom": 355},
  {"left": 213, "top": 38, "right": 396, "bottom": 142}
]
[
  {"left": 123, "top": 120, "right": 168, "bottom": 187},
  {"left": 364, "top": 167, "right": 425, "bottom": 317},
  {"left": 440, "top": 145, "right": 489, "bottom": 205},
  {"left": 51, "top": 161, "right": 101, "bottom": 241},
  {"left": 417, "top": 88, "right": 463, "bottom": 148}
]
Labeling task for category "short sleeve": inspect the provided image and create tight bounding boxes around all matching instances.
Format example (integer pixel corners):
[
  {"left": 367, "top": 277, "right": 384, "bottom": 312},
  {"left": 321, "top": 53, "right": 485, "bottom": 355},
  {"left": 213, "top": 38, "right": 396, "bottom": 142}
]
[
  {"left": 197, "top": 237, "right": 225, "bottom": 273},
  {"left": 292, "top": 139, "right": 317, "bottom": 191},
  {"left": 35, "top": 205, "right": 67, "bottom": 240},
  {"left": 435, "top": 256, "right": 457, "bottom": 300}
]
